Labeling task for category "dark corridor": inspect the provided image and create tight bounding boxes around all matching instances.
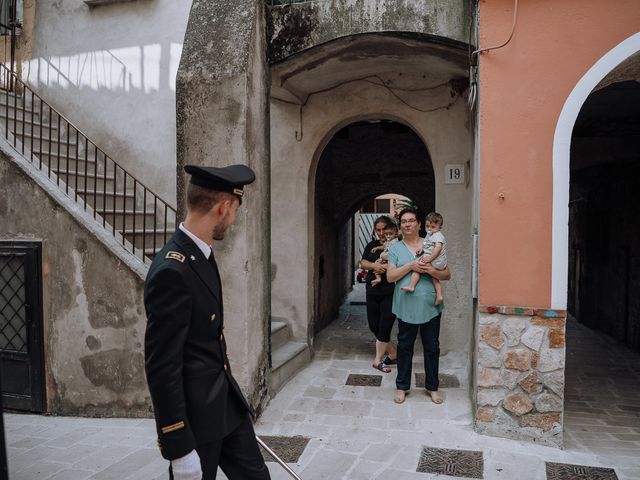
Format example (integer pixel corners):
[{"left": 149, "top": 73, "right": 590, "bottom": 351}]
[
  {"left": 313, "top": 120, "right": 434, "bottom": 333},
  {"left": 569, "top": 80, "right": 640, "bottom": 352}
]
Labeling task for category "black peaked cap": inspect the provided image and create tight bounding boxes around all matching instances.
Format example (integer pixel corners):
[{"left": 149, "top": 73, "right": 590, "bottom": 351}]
[{"left": 184, "top": 164, "right": 255, "bottom": 197}]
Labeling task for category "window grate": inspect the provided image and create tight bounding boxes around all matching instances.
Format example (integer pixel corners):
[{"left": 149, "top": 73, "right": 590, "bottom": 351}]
[{"left": 0, "top": 254, "right": 27, "bottom": 352}]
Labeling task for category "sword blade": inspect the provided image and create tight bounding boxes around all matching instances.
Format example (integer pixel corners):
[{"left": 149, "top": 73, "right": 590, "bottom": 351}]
[{"left": 255, "top": 435, "right": 303, "bottom": 480}]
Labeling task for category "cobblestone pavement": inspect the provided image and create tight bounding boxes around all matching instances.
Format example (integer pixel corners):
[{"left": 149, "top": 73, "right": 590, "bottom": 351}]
[
  {"left": 4, "top": 286, "right": 640, "bottom": 479},
  {"left": 563, "top": 316, "right": 640, "bottom": 466},
  {"left": 254, "top": 289, "right": 640, "bottom": 480}
]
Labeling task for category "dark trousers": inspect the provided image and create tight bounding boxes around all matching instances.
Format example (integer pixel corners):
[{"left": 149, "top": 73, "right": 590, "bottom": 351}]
[
  {"left": 169, "top": 413, "right": 270, "bottom": 480},
  {"left": 365, "top": 293, "right": 396, "bottom": 343},
  {"left": 395, "top": 315, "right": 441, "bottom": 391}
]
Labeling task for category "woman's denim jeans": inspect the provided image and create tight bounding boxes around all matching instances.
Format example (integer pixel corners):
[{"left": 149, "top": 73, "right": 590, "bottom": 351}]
[{"left": 395, "top": 314, "right": 441, "bottom": 391}]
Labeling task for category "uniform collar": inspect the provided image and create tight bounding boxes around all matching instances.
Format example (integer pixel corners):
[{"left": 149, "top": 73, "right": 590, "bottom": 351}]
[{"left": 179, "top": 223, "right": 212, "bottom": 259}]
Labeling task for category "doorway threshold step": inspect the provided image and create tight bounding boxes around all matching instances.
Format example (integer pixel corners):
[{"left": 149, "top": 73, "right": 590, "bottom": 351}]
[
  {"left": 271, "top": 319, "right": 290, "bottom": 351},
  {"left": 270, "top": 341, "right": 310, "bottom": 395}
]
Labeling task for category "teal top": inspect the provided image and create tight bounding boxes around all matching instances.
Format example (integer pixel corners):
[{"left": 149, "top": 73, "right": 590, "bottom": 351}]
[{"left": 388, "top": 240, "right": 444, "bottom": 324}]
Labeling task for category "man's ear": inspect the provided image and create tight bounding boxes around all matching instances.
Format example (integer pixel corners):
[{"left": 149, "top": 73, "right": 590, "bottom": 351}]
[{"left": 216, "top": 199, "right": 232, "bottom": 217}]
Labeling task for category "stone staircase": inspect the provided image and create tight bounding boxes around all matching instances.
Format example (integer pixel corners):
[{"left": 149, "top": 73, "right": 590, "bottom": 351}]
[
  {"left": 0, "top": 69, "right": 310, "bottom": 395},
  {"left": 0, "top": 71, "right": 176, "bottom": 263},
  {"left": 270, "top": 317, "right": 311, "bottom": 394}
]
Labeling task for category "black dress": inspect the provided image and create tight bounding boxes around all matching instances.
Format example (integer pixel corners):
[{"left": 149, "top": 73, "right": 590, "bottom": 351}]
[{"left": 361, "top": 239, "right": 396, "bottom": 342}]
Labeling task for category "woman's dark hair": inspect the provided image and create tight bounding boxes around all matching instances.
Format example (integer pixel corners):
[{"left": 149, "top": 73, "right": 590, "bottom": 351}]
[
  {"left": 373, "top": 215, "right": 397, "bottom": 231},
  {"left": 371, "top": 215, "right": 397, "bottom": 240},
  {"left": 397, "top": 207, "right": 420, "bottom": 223}
]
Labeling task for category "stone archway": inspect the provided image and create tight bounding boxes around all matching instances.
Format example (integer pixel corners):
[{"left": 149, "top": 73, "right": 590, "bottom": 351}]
[
  {"left": 552, "top": 33, "right": 640, "bottom": 309},
  {"left": 568, "top": 77, "right": 640, "bottom": 345},
  {"left": 269, "top": 32, "right": 474, "bottom": 393},
  {"left": 474, "top": 33, "right": 640, "bottom": 448},
  {"left": 312, "top": 119, "right": 435, "bottom": 332},
  {"left": 175, "top": 0, "right": 475, "bottom": 405},
  {"left": 561, "top": 46, "right": 640, "bottom": 452}
]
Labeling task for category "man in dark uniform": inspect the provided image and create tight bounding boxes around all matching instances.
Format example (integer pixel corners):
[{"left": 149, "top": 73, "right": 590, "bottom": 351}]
[{"left": 144, "top": 164, "right": 270, "bottom": 480}]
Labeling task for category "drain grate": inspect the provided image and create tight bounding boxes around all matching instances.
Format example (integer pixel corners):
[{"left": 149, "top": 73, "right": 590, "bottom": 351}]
[
  {"left": 414, "top": 372, "right": 460, "bottom": 389},
  {"left": 259, "top": 435, "right": 310, "bottom": 463},
  {"left": 346, "top": 374, "right": 383, "bottom": 387},
  {"left": 546, "top": 462, "right": 618, "bottom": 480},
  {"left": 417, "top": 447, "right": 483, "bottom": 478}
]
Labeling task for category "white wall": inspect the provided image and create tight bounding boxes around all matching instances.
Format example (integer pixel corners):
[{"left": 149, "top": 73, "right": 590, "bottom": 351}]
[{"left": 25, "top": 0, "right": 191, "bottom": 202}]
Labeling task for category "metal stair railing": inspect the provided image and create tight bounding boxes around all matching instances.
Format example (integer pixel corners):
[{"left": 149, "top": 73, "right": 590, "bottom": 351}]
[{"left": 0, "top": 63, "right": 176, "bottom": 264}]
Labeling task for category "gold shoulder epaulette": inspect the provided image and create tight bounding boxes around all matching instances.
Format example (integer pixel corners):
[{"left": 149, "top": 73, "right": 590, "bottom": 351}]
[{"left": 165, "top": 251, "right": 186, "bottom": 263}]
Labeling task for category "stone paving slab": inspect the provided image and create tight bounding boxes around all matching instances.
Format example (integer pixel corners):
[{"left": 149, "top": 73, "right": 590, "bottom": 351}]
[
  {"left": 251, "top": 289, "right": 640, "bottom": 480},
  {"left": 3, "top": 287, "right": 640, "bottom": 479}
]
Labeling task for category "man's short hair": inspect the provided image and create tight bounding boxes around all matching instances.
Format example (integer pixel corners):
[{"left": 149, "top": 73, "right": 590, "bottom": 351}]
[
  {"left": 186, "top": 184, "right": 236, "bottom": 214},
  {"left": 426, "top": 212, "right": 443, "bottom": 226}
]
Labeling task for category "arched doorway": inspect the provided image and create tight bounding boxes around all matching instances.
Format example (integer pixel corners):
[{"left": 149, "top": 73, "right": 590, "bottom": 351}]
[
  {"left": 562, "top": 45, "right": 640, "bottom": 453},
  {"left": 313, "top": 120, "right": 435, "bottom": 332},
  {"left": 568, "top": 80, "right": 640, "bottom": 345},
  {"left": 269, "top": 32, "right": 474, "bottom": 394}
]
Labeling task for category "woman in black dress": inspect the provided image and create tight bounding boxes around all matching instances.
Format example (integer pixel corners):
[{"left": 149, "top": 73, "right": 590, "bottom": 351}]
[{"left": 359, "top": 216, "right": 398, "bottom": 373}]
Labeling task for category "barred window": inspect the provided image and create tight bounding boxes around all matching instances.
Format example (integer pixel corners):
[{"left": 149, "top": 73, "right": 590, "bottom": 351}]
[{"left": 0, "top": 0, "right": 23, "bottom": 35}]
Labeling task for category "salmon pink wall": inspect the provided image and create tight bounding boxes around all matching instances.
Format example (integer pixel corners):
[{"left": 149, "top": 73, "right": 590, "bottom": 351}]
[{"left": 478, "top": 0, "right": 640, "bottom": 308}]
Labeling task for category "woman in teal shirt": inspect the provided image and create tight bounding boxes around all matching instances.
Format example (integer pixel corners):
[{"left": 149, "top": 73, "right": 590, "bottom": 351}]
[{"left": 387, "top": 207, "right": 451, "bottom": 405}]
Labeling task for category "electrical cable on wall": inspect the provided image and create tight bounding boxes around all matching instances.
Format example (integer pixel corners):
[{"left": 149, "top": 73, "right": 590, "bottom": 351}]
[
  {"left": 295, "top": 104, "right": 303, "bottom": 141},
  {"left": 472, "top": 0, "right": 519, "bottom": 58},
  {"left": 468, "top": 0, "right": 519, "bottom": 110},
  {"left": 273, "top": 74, "right": 465, "bottom": 141}
]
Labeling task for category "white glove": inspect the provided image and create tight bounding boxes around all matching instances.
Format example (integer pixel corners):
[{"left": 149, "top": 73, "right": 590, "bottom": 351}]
[{"left": 171, "top": 450, "right": 202, "bottom": 480}]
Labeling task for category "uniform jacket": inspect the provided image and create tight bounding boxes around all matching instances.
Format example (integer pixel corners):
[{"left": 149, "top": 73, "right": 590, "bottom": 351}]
[{"left": 144, "top": 229, "right": 250, "bottom": 460}]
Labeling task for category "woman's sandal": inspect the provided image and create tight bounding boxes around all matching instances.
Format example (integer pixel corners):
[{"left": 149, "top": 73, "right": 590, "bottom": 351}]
[
  {"left": 373, "top": 362, "right": 391, "bottom": 373},
  {"left": 382, "top": 355, "right": 397, "bottom": 366},
  {"left": 394, "top": 389, "right": 410, "bottom": 404}
]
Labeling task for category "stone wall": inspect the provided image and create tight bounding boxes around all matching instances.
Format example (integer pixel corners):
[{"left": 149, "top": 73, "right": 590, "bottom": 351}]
[
  {"left": 176, "top": 0, "right": 271, "bottom": 412},
  {"left": 267, "top": 0, "right": 471, "bottom": 63},
  {"left": 270, "top": 62, "right": 474, "bottom": 373},
  {"left": 0, "top": 143, "right": 150, "bottom": 417},
  {"left": 475, "top": 305, "right": 567, "bottom": 447}
]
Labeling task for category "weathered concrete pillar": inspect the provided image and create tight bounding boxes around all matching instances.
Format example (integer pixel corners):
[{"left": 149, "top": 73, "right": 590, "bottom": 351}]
[{"left": 176, "top": 0, "right": 270, "bottom": 411}]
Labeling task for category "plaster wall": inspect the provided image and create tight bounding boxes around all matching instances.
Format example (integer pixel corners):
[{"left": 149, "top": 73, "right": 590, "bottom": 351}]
[
  {"left": 313, "top": 208, "right": 353, "bottom": 333},
  {"left": 0, "top": 152, "right": 149, "bottom": 416},
  {"left": 267, "top": 0, "right": 471, "bottom": 63},
  {"left": 478, "top": 0, "right": 640, "bottom": 308},
  {"left": 474, "top": 0, "right": 640, "bottom": 446},
  {"left": 271, "top": 78, "right": 474, "bottom": 378},
  {"left": 175, "top": 0, "right": 271, "bottom": 411},
  {"left": 24, "top": 0, "right": 190, "bottom": 202}
]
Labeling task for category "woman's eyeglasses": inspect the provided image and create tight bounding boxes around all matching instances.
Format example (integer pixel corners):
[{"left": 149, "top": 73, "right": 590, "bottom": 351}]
[{"left": 400, "top": 219, "right": 417, "bottom": 225}]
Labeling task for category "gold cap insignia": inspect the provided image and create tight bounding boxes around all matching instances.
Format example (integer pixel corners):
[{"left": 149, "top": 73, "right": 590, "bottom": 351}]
[
  {"left": 165, "top": 251, "right": 186, "bottom": 263},
  {"left": 211, "top": 314, "right": 216, "bottom": 322}
]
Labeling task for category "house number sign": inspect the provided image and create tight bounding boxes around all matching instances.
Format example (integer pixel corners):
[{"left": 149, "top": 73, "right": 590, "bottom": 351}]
[{"left": 445, "top": 164, "right": 465, "bottom": 184}]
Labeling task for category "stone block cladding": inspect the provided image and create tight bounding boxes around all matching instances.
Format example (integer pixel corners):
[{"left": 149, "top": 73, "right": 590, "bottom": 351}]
[{"left": 474, "top": 305, "right": 567, "bottom": 447}]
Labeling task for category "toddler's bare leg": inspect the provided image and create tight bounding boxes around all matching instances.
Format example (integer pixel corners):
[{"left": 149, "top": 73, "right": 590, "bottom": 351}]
[
  {"left": 401, "top": 271, "right": 420, "bottom": 292},
  {"left": 371, "top": 273, "right": 382, "bottom": 286},
  {"left": 432, "top": 277, "right": 443, "bottom": 305}
]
